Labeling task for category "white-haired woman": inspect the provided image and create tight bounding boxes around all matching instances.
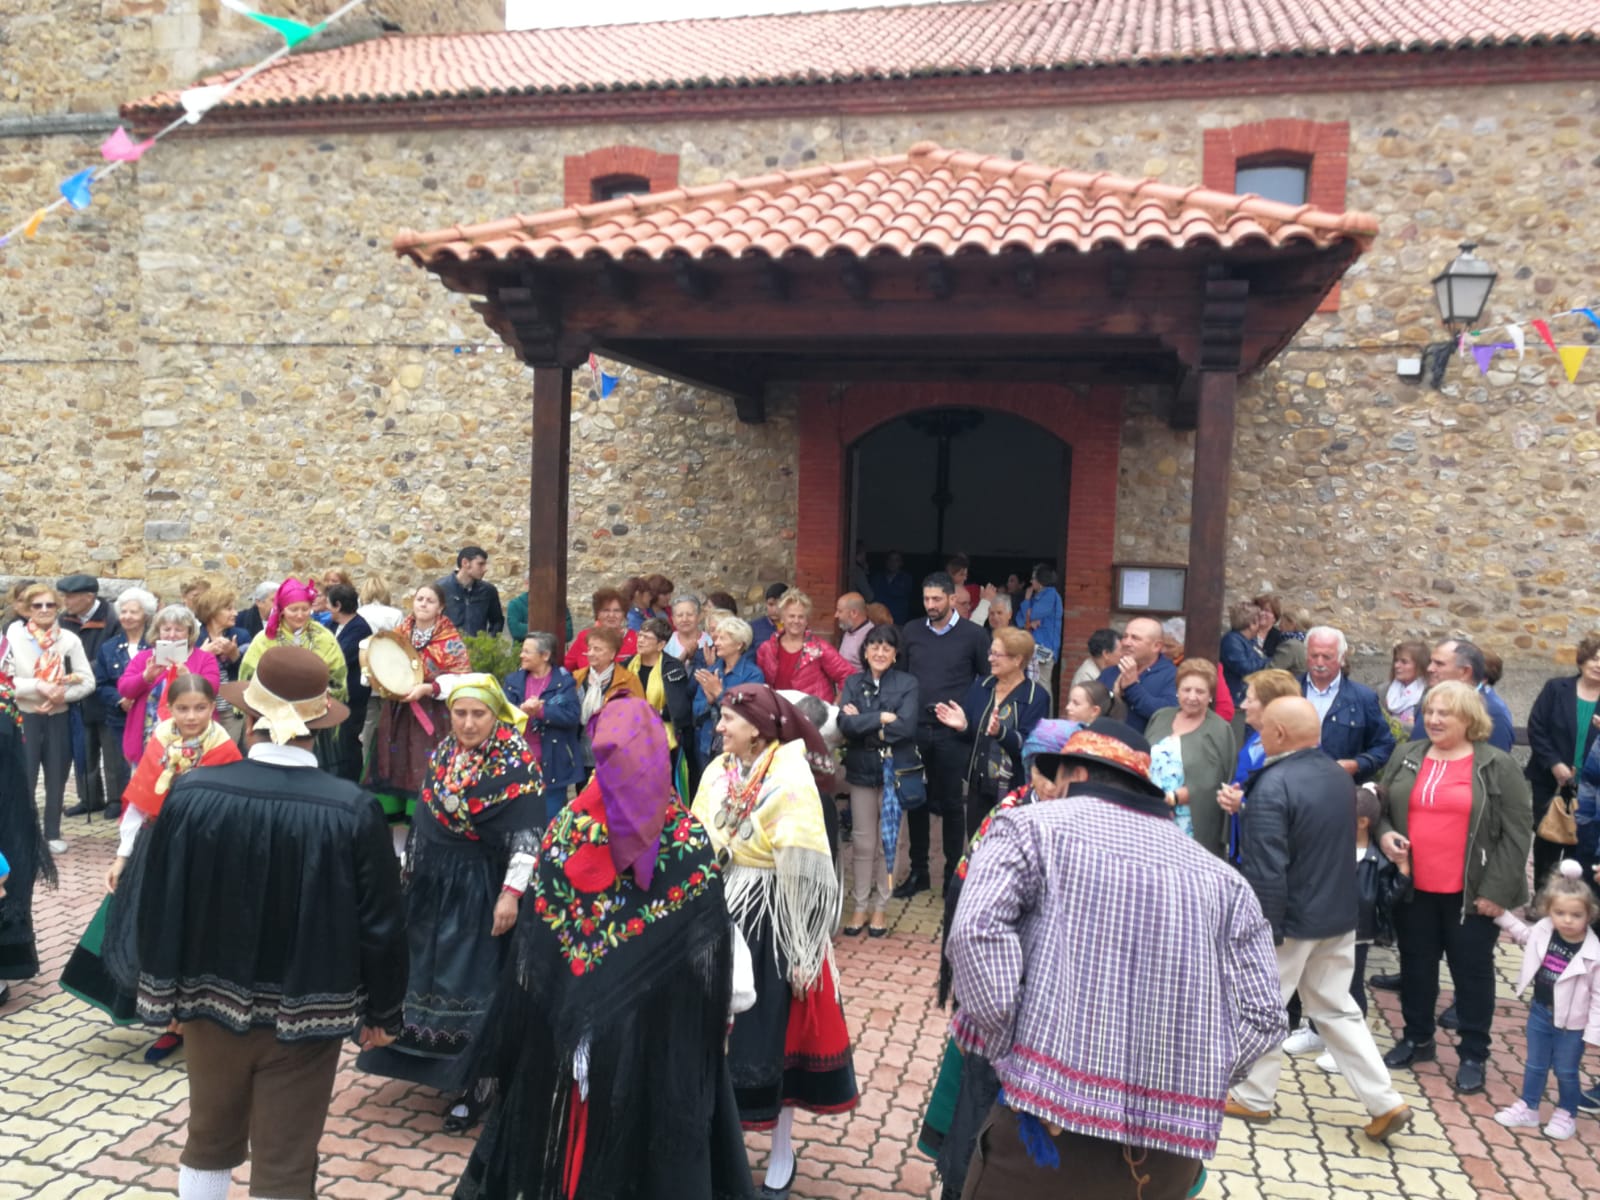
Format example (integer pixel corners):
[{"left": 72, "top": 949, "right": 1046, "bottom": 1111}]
[
  {"left": 94, "top": 588, "right": 158, "bottom": 818},
  {"left": 2, "top": 584, "right": 94, "bottom": 852},
  {"left": 117, "top": 604, "right": 220, "bottom": 767},
  {"left": 667, "top": 595, "right": 713, "bottom": 673},
  {"left": 692, "top": 615, "right": 764, "bottom": 763}
]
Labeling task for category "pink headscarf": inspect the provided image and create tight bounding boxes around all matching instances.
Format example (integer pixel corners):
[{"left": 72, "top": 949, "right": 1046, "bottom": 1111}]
[
  {"left": 591, "top": 697, "right": 673, "bottom": 890},
  {"left": 264, "top": 577, "right": 318, "bottom": 640}
]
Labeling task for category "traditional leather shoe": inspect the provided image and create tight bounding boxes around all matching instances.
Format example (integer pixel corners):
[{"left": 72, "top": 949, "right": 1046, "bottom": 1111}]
[
  {"left": 1383, "top": 1039, "right": 1436, "bottom": 1069},
  {"left": 1369, "top": 971, "right": 1403, "bottom": 991},
  {"left": 891, "top": 872, "right": 930, "bottom": 901},
  {"left": 63, "top": 802, "right": 101, "bottom": 818},
  {"left": 1438, "top": 1004, "right": 1460, "bottom": 1031},
  {"left": 1363, "top": 1103, "right": 1413, "bottom": 1143},
  {"left": 1224, "top": 1097, "right": 1274, "bottom": 1123},
  {"left": 759, "top": 1155, "right": 798, "bottom": 1200},
  {"left": 1455, "top": 1059, "right": 1487, "bottom": 1094}
]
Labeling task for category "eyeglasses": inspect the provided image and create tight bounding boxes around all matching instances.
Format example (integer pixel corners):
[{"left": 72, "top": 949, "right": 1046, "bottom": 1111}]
[{"left": 30, "top": 602, "right": 58, "bottom": 611}]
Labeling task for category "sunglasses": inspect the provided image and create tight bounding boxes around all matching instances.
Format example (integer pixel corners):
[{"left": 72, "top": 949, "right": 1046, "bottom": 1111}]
[{"left": 30, "top": 602, "right": 58, "bottom": 610}]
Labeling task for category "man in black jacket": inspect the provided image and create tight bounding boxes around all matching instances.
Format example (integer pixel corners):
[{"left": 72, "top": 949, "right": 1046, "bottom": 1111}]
[
  {"left": 896, "top": 571, "right": 990, "bottom": 897},
  {"left": 134, "top": 646, "right": 406, "bottom": 1200},
  {"left": 58, "top": 574, "right": 114, "bottom": 817},
  {"left": 1226, "top": 697, "right": 1410, "bottom": 1142}
]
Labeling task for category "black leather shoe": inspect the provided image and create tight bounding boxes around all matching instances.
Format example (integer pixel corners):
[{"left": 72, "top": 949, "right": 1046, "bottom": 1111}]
[
  {"left": 1369, "top": 971, "right": 1403, "bottom": 991},
  {"left": 1437, "top": 1004, "right": 1460, "bottom": 1031},
  {"left": 63, "top": 803, "right": 102, "bottom": 818},
  {"left": 1455, "top": 1059, "right": 1486, "bottom": 1094},
  {"left": 1383, "top": 1039, "right": 1436, "bottom": 1069},
  {"left": 891, "top": 873, "right": 930, "bottom": 901}
]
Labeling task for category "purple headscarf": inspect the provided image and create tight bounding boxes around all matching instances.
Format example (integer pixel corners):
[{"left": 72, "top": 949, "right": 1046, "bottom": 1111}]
[{"left": 591, "top": 697, "right": 674, "bottom": 890}]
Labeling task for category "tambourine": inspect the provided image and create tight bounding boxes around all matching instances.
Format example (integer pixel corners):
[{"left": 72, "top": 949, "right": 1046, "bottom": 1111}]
[{"left": 361, "top": 630, "right": 435, "bottom": 735}]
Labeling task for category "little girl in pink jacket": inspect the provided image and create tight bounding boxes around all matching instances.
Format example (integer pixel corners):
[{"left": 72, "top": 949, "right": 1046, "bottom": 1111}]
[{"left": 1493, "top": 860, "right": 1600, "bottom": 1141}]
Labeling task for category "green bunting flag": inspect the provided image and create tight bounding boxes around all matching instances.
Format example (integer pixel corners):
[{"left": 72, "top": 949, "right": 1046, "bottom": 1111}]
[{"left": 220, "top": 0, "right": 327, "bottom": 47}]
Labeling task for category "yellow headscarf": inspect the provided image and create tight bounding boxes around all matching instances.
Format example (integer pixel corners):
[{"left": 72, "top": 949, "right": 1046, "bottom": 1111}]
[{"left": 443, "top": 673, "right": 527, "bottom": 734}]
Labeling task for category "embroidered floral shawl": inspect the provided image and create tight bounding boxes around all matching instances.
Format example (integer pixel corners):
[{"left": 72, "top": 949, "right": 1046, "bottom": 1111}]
[
  {"left": 125, "top": 718, "right": 242, "bottom": 819},
  {"left": 419, "top": 723, "right": 542, "bottom": 842},
  {"left": 400, "top": 614, "right": 472, "bottom": 680}
]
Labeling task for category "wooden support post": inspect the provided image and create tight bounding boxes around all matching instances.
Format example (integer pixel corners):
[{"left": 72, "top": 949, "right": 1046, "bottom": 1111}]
[
  {"left": 1183, "top": 368, "right": 1236, "bottom": 661},
  {"left": 1182, "top": 276, "right": 1248, "bottom": 660},
  {"left": 529, "top": 365, "right": 572, "bottom": 651}
]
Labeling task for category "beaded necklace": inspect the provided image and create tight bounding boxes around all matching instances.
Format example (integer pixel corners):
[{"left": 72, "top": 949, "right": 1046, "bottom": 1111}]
[{"left": 714, "top": 743, "right": 775, "bottom": 841}]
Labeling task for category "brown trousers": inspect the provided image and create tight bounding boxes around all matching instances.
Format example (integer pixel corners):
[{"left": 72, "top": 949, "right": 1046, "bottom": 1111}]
[
  {"left": 180, "top": 1019, "right": 343, "bottom": 1199},
  {"left": 961, "top": 1103, "right": 1201, "bottom": 1200}
]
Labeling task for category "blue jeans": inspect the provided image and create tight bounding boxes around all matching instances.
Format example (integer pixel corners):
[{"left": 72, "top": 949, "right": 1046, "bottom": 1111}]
[{"left": 1521, "top": 1001, "right": 1585, "bottom": 1114}]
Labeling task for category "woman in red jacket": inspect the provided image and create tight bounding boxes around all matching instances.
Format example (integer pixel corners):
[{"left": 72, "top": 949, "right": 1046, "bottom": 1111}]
[{"left": 755, "top": 589, "right": 856, "bottom": 703}]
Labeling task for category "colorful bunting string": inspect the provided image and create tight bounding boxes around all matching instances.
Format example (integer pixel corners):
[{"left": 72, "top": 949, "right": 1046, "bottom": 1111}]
[
  {"left": 0, "top": 0, "right": 371, "bottom": 252},
  {"left": 588, "top": 353, "right": 619, "bottom": 398},
  {"left": 1437, "top": 305, "right": 1600, "bottom": 385}
]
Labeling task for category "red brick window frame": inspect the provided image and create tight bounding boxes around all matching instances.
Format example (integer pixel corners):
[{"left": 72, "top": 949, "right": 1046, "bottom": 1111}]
[
  {"left": 563, "top": 146, "right": 680, "bottom": 207},
  {"left": 1203, "top": 119, "right": 1350, "bottom": 313}
]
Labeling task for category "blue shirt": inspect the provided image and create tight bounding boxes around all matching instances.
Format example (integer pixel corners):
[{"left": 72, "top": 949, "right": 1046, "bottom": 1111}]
[
  {"left": 1017, "top": 587, "right": 1062, "bottom": 658},
  {"left": 1304, "top": 673, "right": 1342, "bottom": 723}
]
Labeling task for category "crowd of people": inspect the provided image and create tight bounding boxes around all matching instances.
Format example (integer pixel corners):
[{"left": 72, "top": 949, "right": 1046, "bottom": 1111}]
[{"left": 0, "top": 551, "right": 1599, "bottom": 1199}]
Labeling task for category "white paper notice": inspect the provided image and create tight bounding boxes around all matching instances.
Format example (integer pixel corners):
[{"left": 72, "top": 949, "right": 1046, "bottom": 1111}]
[{"left": 1122, "top": 569, "right": 1151, "bottom": 608}]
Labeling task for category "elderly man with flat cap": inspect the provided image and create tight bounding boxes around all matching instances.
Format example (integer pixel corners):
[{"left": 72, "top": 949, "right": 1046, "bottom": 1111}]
[
  {"left": 57, "top": 573, "right": 114, "bottom": 819},
  {"left": 132, "top": 645, "right": 406, "bottom": 1200},
  {"left": 1224, "top": 696, "right": 1411, "bottom": 1143},
  {"left": 946, "top": 717, "right": 1284, "bottom": 1200}
]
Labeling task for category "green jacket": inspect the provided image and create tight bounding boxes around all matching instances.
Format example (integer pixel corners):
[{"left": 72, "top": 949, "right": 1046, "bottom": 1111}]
[{"left": 1377, "top": 739, "right": 1532, "bottom": 917}]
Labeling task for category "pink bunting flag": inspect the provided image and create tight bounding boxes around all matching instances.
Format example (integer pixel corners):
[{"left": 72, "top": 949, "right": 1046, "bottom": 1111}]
[
  {"left": 1531, "top": 319, "right": 1559, "bottom": 354},
  {"left": 101, "top": 126, "right": 156, "bottom": 163},
  {"left": 1471, "top": 342, "right": 1514, "bottom": 375}
]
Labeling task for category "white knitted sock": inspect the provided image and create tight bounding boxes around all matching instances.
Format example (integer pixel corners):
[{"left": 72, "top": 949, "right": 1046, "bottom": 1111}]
[
  {"left": 177, "top": 1165, "right": 231, "bottom": 1200},
  {"left": 764, "top": 1107, "right": 796, "bottom": 1189}
]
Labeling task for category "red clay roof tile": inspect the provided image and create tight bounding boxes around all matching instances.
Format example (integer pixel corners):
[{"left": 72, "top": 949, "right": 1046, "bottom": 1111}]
[
  {"left": 124, "top": 0, "right": 1597, "bottom": 118},
  {"left": 392, "top": 141, "right": 1378, "bottom": 267}
]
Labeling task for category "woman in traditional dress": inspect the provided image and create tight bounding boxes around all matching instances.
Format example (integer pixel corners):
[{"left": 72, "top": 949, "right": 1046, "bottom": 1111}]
[
  {"left": 3, "top": 584, "right": 95, "bottom": 853},
  {"left": 455, "top": 696, "right": 752, "bottom": 1200},
  {"left": 359, "top": 675, "right": 543, "bottom": 1129},
  {"left": 61, "top": 675, "right": 240, "bottom": 1058},
  {"left": 365, "top": 583, "right": 471, "bottom": 822},
  {"left": 0, "top": 654, "right": 56, "bottom": 1006},
  {"left": 693, "top": 683, "right": 859, "bottom": 1198},
  {"left": 240, "top": 579, "right": 348, "bottom": 770}
]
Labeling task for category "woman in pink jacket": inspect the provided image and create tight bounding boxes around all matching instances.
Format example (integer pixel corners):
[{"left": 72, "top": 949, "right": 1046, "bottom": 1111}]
[
  {"left": 118, "top": 604, "right": 220, "bottom": 766},
  {"left": 754, "top": 589, "right": 856, "bottom": 703}
]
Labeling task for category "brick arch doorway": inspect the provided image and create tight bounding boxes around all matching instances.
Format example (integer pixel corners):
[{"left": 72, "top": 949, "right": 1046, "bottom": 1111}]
[
  {"left": 793, "top": 381, "right": 1122, "bottom": 655},
  {"left": 848, "top": 406, "right": 1069, "bottom": 616}
]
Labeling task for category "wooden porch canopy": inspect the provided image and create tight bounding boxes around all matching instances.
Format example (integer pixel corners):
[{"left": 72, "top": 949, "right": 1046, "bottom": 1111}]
[{"left": 394, "top": 142, "right": 1377, "bottom": 651}]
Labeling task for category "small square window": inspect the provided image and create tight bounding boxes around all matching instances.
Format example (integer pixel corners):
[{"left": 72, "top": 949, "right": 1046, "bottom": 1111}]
[
  {"left": 1234, "top": 163, "right": 1308, "bottom": 206},
  {"left": 592, "top": 174, "right": 652, "bottom": 202}
]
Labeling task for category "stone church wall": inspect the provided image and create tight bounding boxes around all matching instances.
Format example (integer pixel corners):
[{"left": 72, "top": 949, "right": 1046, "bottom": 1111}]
[{"left": 2, "top": 20, "right": 1596, "bottom": 677}]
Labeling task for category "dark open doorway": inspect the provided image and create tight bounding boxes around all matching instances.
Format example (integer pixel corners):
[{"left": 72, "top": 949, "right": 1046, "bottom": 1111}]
[{"left": 848, "top": 406, "right": 1070, "bottom": 600}]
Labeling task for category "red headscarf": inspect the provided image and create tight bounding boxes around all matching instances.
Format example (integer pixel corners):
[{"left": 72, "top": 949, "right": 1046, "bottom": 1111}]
[
  {"left": 264, "top": 578, "right": 317, "bottom": 640},
  {"left": 720, "top": 683, "right": 840, "bottom": 797}
]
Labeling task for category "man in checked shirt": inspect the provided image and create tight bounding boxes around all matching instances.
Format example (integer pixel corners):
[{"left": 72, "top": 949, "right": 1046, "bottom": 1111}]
[{"left": 946, "top": 718, "right": 1285, "bottom": 1199}]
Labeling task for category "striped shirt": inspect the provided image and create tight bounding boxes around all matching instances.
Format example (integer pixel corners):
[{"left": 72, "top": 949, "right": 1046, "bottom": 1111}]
[{"left": 947, "top": 785, "right": 1286, "bottom": 1159}]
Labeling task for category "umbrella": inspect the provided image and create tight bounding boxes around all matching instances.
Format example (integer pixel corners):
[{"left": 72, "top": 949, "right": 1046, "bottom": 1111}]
[{"left": 880, "top": 755, "right": 903, "bottom": 879}]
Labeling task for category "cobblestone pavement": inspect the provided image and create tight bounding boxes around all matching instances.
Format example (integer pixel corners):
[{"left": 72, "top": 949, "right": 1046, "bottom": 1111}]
[{"left": 5, "top": 797, "right": 1598, "bottom": 1199}]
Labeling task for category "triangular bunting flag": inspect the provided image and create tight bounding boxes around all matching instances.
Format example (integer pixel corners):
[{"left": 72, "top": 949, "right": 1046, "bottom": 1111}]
[
  {"left": 1471, "top": 342, "right": 1513, "bottom": 374},
  {"left": 59, "top": 168, "right": 95, "bottom": 211},
  {"left": 1506, "top": 324, "right": 1525, "bottom": 360},
  {"left": 1558, "top": 346, "right": 1590, "bottom": 383},
  {"left": 1531, "top": 319, "right": 1559, "bottom": 354},
  {"left": 180, "top": 84, "right": 231, "bottom": 123},
  {"left": 1574, "top": 307, "right": 1600, "bottom": 334},
  {"left": 600, "top": 372, "right": 619, "bottom": 398},
  {"left": 220, "top": 1, "right": 326, "bottom": 48},
  {"left": 101, "top": 126, "right": 156, "bottom": 163},
  {"left": 22, "top": 208, "right": 45, "bottom": 238}
]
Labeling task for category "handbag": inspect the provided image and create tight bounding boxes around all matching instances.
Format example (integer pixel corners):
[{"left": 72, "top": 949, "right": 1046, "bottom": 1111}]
[
  {"left": 893, "top": 747, "right": 927, "bottom": 810},
  {"left": 1538, "top": 781, "right": 1579, "bottom": 846}
]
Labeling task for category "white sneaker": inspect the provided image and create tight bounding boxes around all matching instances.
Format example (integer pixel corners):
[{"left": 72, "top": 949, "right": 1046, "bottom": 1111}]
[
  {"left": 1315, "top": 1050, "right": 1338, "bottom": 1073},
  {"left": 47, "top": 839, "right": 68, "bottom": 854},
  {"left": 1283, "top": 1026, "right": 1325, "bottom": 1055},
  {"left": 1494, "top": 1100, "right": 1542, "bottom": 1129}
]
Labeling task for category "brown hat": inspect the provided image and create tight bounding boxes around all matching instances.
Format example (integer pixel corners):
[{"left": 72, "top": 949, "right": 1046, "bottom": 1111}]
[{"left": 220, "top": 645, "right": 348, "bottom": 744}]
